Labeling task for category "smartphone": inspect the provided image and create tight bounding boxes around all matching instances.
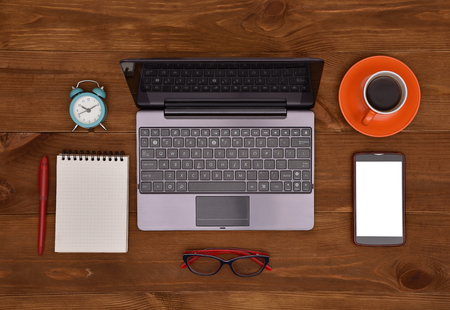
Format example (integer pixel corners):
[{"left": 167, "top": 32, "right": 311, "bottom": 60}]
[{"left": 353, "top": 153, "right": 405, "bottom": 246}]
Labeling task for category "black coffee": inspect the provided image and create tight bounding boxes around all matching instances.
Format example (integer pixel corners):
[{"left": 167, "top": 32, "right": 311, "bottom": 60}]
[{"left": 366, "top": 76, "right": 402, "bottom": 111}]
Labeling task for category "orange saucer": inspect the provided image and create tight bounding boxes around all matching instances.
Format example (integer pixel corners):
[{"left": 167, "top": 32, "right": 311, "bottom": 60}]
[{"left": 339, "top": 56, "right": 421, "bottom": 137}]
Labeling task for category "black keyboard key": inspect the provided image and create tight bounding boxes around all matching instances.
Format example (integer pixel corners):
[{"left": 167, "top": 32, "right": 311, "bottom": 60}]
[
  {"left": 244, "top": 78, "right": 254, "bottom": 85},
  {"left": 285, "top": 62, "right": 305, "bottom": 68},
  {"left": 204, "top": 70, "right": 214, "bottom": 77},
  {"left": 238, "top": 70, "right": 248, "bottom": 77},
  {"left": 295, "top": 68, "right": 308, "bottom": 76},
  {"left": 144, "top": 69, "right": 158, "bottom": 76},
  {"left": 261, "top": 69, "right": 271, "bottom": 77},
  {"left": 146, "top": 63, "right": 161, "bottom": 69},
  {"left": 215, "top": 70, "right": 226, "bottom": 77},
  {"left": 227, "top": 70, "right": 237, "bottom": 77},
  {"left": 283, "top": 69, "right": 293, "bottom": 76},
  {"left": 272, "top": 69, "right": 281, "bottom": 77},
  {"left": 181, "top": 70, "right": 192, "bottom": 77},
  {"left": 290, "top": 77, "right": 308, "bottom": 85},
  {"left": 193, "top": 70, "right": 203, "bottom": 77},
  {"left": 249, "top": 70, "right": 259, "bottom": 77},
  {"left": 163, "top": 78, "right": 173, "bottom": 85}
]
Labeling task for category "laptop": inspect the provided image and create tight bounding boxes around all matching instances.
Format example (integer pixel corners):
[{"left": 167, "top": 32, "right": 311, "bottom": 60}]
[{"left": 120, "top": 58, "right": 324, "bottom": 231}]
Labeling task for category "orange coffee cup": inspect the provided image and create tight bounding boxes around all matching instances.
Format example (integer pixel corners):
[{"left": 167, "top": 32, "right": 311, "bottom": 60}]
[{"left": 361, "top": 71, "right": 408, "bottom": 126}]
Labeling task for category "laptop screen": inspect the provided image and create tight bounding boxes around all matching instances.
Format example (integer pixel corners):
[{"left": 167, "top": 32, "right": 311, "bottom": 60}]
[{"left": 119, "top": 58, "right": 324, "bottom": 110}]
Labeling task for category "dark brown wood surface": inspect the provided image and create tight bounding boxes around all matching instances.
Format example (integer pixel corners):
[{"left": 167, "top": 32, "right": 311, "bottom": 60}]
[{"left": 1, "top": 0, "right": 450, "bottom": 308}]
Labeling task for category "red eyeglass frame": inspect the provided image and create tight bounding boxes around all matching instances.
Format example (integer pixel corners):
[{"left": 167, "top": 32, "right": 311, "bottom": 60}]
[{"left": 181, "top": 248, "right": 272, "bottom": 276}]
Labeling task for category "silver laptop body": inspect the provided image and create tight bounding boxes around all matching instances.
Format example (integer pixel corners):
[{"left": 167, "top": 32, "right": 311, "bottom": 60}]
[{"left": 121, "top": 58, "right": 324, "bottom": 231}]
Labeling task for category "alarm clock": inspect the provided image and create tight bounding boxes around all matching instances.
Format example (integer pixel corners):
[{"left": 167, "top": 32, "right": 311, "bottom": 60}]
[{"left": 69, "top": 80, "right": 107, "bottom": 132}]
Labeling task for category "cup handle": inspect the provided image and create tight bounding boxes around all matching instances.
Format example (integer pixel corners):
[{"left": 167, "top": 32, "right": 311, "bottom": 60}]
[{"left": 362, "top": 110, "right": 376, "bottom": 126}]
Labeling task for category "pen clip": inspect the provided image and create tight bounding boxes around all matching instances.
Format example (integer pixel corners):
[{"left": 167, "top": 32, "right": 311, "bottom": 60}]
[
  {"left": 38, "top": 156, "right": 48, "bottom": 197},
  {"left": 38, "top": 162, "right": 42, "bottom": 190}
]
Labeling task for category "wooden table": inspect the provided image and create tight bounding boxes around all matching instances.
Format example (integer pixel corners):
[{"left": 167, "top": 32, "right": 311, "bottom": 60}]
[{"left": 1, "top": 0, "right": 449, "bottom": 308}]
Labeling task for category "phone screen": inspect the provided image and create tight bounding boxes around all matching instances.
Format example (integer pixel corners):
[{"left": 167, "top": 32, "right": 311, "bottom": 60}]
[{"left": 354, "top": 153, "right": 405, "bottom": 246}]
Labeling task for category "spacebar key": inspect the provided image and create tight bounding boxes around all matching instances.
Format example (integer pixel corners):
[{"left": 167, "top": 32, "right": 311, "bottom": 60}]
[{"left": 189, "top": 182, "right": 246, "bottom": 192}]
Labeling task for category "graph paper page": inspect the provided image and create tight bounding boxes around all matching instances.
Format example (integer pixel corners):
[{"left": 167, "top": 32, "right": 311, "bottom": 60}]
[{"left": 55, "top": 154, "right": 129, "bottom": 253}]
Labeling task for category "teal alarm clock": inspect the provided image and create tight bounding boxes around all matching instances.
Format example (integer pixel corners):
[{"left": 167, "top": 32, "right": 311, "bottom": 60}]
[{"left": 69, "top": 80, "right": 107, "bottom": 132}]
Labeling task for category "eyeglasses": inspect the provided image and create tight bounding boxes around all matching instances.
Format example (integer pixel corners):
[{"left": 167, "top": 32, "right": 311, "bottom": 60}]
[{"left": 181, "top": 248, "right": 272, "bottom": 277}]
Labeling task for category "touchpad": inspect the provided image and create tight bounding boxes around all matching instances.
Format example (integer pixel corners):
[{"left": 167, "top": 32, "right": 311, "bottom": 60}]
[{"left": 196, "top": 196, "right": 250, "bottom": 227}]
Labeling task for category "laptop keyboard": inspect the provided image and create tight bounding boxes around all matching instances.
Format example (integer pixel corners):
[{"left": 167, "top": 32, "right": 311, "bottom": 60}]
[
  {"left": 139, "top": 127, "right": 312, "bottom": 193},
  {"left": 141, "top": 61, "right": 310, "bottom": 93}
]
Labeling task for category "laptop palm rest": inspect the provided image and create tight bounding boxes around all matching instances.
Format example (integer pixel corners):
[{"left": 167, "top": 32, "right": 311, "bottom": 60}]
[{"left": 196, "top": 196, "right": 250, "bottom": 227}]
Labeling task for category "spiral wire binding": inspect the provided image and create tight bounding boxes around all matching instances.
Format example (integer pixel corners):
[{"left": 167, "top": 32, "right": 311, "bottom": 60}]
[{"left": 61, "top": 150, "right": 125, "bottom": 161}]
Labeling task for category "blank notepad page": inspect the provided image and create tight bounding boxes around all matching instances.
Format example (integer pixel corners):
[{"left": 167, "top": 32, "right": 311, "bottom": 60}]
[{"left": 55, "top": 154, "right": 129, "bottom": 253}]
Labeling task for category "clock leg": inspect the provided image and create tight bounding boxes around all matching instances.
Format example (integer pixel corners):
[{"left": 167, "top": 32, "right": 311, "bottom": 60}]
[
  {"left": 72, "top": 124, "right": 78, "bottom": 132},
  {"left": 100, "top": 123, "right": 107, "bottom": 131}
]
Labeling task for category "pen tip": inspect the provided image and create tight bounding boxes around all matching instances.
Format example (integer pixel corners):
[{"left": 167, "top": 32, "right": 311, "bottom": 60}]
[{"left": 38, "top": 247, "right": 43, "bottom": 255}]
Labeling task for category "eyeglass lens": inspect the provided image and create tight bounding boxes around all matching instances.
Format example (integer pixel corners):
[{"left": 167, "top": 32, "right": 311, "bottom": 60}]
[
  {"left": 231, "top": 256, "right": 265, "bottom": 276},
  {"left": 187, "top": 255, "right": 266, "bottom": 276},
  {"left": 188, "top": 256, "right": 221, "bottom": 275}
]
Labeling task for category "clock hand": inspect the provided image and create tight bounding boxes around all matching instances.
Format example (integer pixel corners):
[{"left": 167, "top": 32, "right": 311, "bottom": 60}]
[
  {"left": 80, "top": 105, "right": 92, "bottom": 112},
  {"left": 88, "top": 104, "right": 99, "bottom": 110}
]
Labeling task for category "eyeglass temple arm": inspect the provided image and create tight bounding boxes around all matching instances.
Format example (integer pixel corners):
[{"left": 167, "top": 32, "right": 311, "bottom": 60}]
[
  {"left": 180, "top": 255, "right": 201, "bottom": 268},
  {"left": 180, "top": 250, "right": 272, "bottom": 271}
]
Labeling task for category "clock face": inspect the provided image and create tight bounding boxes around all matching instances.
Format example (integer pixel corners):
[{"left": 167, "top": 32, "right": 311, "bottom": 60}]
[{"left": 72, "top": 95, "right": 102, "bottom": 125}]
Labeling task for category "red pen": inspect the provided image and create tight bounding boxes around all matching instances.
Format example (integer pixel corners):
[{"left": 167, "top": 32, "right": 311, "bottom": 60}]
[{"left": 38, "top": 156, "right": 49, "bottom": 255}]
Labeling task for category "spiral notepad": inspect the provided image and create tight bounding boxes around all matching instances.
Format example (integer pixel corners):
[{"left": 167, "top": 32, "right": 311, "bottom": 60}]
[{"left": 55, "top": 150, "right": 129, "bottom": 253}]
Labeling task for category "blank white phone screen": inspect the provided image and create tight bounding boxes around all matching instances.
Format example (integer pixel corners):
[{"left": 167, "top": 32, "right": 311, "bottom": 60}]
[{"left": 356, "top": 161, "right": 403, "bottom": 237}]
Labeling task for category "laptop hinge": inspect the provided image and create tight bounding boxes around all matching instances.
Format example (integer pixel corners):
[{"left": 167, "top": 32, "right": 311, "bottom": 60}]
[{"left": 164, "top": 100, "right": 287, "bottom": 117}]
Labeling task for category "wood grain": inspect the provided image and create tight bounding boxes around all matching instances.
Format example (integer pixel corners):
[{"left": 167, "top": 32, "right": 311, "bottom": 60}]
[
  {"left": 1, "top": 213, "right": 449, "bottom": 294},
  {"left": 1, "top": 1, "right": 450, "bottom": 53},
  {"left": 0, "top": 50, "right": 449, "bottom": 133},
  {"left": 1, "top": 132, "right": 449, "bottom": 215},
  {"left": 1, "top": 292, "right": 450, "bottom": 310}
]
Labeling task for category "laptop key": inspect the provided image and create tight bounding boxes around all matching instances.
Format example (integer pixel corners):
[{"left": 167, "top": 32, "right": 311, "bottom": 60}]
[
  {"left": 177, "top": 182, "right": 187, "bottom": 191},
  {"left": 247, "top": 182, "right": 257, "bottom": 191},
  {"left": 166, "top": 182, "right": 175, "bottom": 191},
  {"left": 140, "top": 182, "right": 152, "bottom": 192},
  {"left": 188, "top": 182, "right": 246, "bottom": 191},
  {"left": 302, "top": 182, "right": 311, "bottom": 192},
  {"left": 141, "top": 171, "right": 163, "bottom": 180},
  {"left": 291, "top": 137, "right": 310, "bottom": 147},
  {"left": 153, "top": 182, "right": 164, "bottom": 191},
  {"left": 270, "top": 182, "right": 283, "bottom": 191},
  {"left": 288, "top": 160, "right": 310, "bottom": 169},
  {"left": 142, "top": 160, "right": 157, "bottom": 169}
]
